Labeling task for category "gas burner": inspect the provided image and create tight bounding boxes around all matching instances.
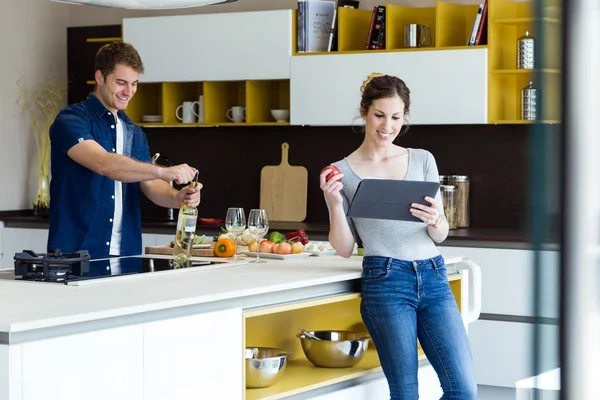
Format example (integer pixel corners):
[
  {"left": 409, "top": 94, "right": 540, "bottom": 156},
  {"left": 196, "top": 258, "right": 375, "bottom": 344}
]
[{"left": 14, "top": 250, "right": 91, "bottom": 282}]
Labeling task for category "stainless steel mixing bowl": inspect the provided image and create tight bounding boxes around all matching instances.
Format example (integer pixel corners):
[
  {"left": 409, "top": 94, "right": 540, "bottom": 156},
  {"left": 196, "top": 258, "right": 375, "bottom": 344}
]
[
  {"left": 296, "top": 330, "right": 371, "bottom": 368},
  {"left": 245, "top": 346, "right": 292, "bottom": 388}
]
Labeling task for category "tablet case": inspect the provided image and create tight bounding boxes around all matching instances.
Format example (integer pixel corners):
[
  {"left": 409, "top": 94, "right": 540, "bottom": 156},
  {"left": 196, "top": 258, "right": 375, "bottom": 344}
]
[{"left": 346, "top": 179, "right": 441, "bottom": 222}]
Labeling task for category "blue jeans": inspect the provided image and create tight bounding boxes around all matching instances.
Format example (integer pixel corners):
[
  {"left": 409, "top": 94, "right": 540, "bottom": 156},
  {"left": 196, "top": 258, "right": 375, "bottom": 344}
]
[{"left": 360, "top": 255, "right": 477, "bottom": 400}]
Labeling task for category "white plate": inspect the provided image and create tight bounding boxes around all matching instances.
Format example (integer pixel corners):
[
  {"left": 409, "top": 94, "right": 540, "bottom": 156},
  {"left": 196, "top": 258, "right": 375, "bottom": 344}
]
[{"left": 242, "top": 251, "right": 312, "bottom": 260}]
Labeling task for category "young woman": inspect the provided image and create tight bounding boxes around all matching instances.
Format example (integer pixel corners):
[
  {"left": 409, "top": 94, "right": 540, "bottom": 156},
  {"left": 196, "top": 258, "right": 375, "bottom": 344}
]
[{"left": 320, "top": 73, "right": 477, "bottom": 400}]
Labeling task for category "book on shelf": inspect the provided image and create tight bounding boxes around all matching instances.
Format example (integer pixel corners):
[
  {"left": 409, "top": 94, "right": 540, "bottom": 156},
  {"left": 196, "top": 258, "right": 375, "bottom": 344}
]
[
  {"left": 297, "top": 0, "right": 336, "bottom": 52},
  {"left": 328, "top": 0, "right": 359, "bottom": 52},
  {"left": 468, "top": 1, "right": 488, "bottom": 46},
  {"left": 474, "top": 0, "right": 488, "bottom": 45},
  {"left": 365, "top": 5, "right": 386, "bottom": 50}
]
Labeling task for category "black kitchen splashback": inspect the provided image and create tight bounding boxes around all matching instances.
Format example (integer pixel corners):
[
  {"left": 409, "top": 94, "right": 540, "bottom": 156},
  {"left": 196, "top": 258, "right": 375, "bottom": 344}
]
[{"left": 141, "top": 124, "right": 529, "bottom": 231}]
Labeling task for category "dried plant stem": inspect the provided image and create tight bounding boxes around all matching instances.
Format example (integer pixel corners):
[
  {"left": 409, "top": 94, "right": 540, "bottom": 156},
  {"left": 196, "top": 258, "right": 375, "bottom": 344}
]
[{"left": 17, "top": 78, "right": 66, "bottom": 212}]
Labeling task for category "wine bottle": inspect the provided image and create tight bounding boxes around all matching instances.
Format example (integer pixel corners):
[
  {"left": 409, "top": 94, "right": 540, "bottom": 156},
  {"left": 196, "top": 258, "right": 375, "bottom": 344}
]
[{"left": 173, "top": 171, "right": 199, "bottom": 266}]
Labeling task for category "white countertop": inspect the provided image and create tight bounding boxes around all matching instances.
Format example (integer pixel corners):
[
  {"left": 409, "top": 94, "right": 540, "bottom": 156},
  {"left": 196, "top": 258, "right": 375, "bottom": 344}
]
[{"left": 0, "top": 254, "right": 464, "bottom": 334}]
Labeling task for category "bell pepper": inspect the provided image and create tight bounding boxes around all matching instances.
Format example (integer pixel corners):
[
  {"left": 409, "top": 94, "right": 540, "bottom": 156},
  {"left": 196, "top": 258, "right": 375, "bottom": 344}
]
[{"left": 285, "top": 229, "right": 309, "bottom": 245}]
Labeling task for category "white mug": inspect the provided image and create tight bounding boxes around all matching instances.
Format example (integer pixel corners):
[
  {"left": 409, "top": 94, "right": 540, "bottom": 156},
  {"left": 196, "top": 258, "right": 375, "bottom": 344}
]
[
  {"left": 191, "top": 95, "right": 205, "bottom": 123},
  {"left": 227, "top": 106, "right": 246, "bottom": 123},
  {"left": 176, "top": 101, "right": 199, "bottom": 124}
]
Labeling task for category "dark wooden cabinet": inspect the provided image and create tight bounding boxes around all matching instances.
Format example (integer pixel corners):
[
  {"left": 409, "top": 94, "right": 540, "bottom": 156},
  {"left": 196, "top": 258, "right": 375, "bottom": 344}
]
[{"left": 67, "top": 25, "right": 122, "bottom": 104}]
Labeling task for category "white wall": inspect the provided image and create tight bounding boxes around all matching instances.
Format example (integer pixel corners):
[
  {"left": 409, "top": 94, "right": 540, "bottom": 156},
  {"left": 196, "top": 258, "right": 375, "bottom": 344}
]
[{"left": 0, "top": 0, "right": 69, "bottom": 211}]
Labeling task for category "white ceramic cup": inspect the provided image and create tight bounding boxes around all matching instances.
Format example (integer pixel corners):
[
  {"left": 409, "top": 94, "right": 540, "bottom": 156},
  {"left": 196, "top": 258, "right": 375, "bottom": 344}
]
[
  {"left": 227, "top": 106, "right": 246, "bottom": 123},
  {"left": 176, "top": 101, "right": 199, "bottom": 123},
  {"left": 191, "top": 95, "right": 205, "bottom": 123}
]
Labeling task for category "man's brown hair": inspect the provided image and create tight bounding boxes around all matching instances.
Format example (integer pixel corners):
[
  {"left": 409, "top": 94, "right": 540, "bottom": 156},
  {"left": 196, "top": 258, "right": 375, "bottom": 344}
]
[{"left": 94, "top": 41, "right": 145, "bottom": 81}]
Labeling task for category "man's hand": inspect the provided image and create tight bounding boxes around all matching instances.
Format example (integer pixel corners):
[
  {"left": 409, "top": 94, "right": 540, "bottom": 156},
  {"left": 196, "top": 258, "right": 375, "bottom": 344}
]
[
  {"left": 176, "top": 183, "right": 202, "bottom": 208},
  {"left": 160, "top": 164, "right": 197, "bottom": 185}
]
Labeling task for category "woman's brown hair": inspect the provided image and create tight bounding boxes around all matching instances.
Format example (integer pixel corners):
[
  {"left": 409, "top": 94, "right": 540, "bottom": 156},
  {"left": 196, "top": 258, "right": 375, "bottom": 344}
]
[{"left": 359, "top": 73, "right": 411, "bottom": 135}]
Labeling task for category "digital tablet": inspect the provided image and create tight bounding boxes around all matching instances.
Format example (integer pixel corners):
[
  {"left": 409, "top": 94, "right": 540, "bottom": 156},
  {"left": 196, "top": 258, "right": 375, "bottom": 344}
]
[{"left": 346, "top": 179, "right": 441, "bottom": 222}]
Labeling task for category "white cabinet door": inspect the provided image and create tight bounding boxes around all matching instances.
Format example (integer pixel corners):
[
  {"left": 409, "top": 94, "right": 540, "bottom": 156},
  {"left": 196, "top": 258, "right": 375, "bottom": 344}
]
[
  {"left": 469, "top": 320, "right": 559, "bottom": 388},
  {"left": 0, "top": 344, "right": 22, "bottom": 400},
  {"left": 21, "top": 325, "right": 143, "bottom": 400},
  {"left": 143, "top": 308, "right": 243, "bottom": 400},
  {"left": 438, "top": 246, "right": 559, "bottom": 319},
  {"left": 123, "top": 10, "right": 292, "bottom": 82},
  {"left": 290, "top": 49, "right": 488, "bottom": 126}
]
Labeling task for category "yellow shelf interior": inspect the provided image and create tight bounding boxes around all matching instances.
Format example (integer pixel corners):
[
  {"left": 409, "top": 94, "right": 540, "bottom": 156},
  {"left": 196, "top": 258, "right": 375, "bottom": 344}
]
[
  {"left": 385, "top": 4, "right": 437, "bottom": 50},
  {"left": 337, "top": 7, "right": 373, "bottom": 52},
  {"left": 125, "top": 83, "right": 161, "bottom": 124},
  {"left": 246, "top": 80, "right": 290, "bottom": 124},
  {"left": 436, "top": 2, "right": 482, "bottom": 48},
  {"left": 244, "top": 278, "right": 462, "bottom": 400},
  {"left": 488, "top": 0, "right": 562, "bottom": 123}
]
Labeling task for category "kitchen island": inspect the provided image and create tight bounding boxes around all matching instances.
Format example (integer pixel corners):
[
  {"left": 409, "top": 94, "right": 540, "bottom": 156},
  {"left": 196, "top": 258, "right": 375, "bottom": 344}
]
[{"left": 0, "top": 253, "right": 480, "bottom": 400}]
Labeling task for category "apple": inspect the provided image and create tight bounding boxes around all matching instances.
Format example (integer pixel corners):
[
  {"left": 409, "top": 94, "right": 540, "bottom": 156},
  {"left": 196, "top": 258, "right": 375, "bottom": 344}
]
[
  {"left": 320, "top": 165, "right": 342, "bottom": 182},
  {"left": 274, "top": 242, "right": 292, "bottom": 255},
  {"left": 259, "top": 240, "right": 275, "bottom": 253}
]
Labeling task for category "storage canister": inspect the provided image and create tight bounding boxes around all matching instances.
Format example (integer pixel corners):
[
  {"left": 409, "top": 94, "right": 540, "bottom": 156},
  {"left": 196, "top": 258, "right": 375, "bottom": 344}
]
[
  {"left": 445, "top": 175, "right": 470, "bottom": 228},
  {"left": 517, "top": 30, "right": 535, "bottom": 69},
  {"left": 441, "top": 185, "right": 458, "bottom": 230},
  {"left": 521, "top": 81, "right": 538, "bottom": 121}
]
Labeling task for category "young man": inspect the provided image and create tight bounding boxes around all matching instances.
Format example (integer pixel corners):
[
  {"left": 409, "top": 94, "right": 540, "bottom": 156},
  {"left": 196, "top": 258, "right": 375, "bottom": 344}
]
[{"left": 48, "top": 41, "right": 200, "bottom": 260}]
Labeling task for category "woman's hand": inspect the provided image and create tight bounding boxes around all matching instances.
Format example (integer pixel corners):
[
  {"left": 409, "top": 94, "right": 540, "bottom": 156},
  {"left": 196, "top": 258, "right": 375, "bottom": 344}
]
[
  {"left": 410, "top": 196, "right": 441, "bottom": 227},
  {"left": 319, "top": 167, "right": 344, "bottom": 206}
]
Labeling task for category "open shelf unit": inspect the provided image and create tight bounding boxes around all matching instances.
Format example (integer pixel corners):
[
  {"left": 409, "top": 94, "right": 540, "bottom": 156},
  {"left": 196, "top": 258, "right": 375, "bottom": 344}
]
[
  {"left": 243, "top": 275, "right": 462, "bottom": 399},
  {"left": 488, "top": 0, "right": 562, "bottom": 123},
  {"left": 294, "top": 1, "right": 486, "bottom": 55},
  {"left": 123, "top": 79, "right": 290, "bottom": 128}
]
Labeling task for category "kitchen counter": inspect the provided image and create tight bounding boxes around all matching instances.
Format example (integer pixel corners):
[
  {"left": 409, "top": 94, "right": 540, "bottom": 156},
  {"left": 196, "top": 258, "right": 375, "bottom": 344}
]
[
  {"left": 0, "top": 254, "right": 464, "bottom": 340},
  {"left": 0, "top": 253, "right": 477, "bottom": 400},
  {"left": 0, "top": 209, "right": 533, "bottom": 249}
]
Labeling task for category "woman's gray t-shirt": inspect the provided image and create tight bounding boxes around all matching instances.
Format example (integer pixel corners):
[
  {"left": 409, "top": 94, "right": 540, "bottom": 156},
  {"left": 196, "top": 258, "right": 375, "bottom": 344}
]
[{"left": 327, "top": 148, "right": 445, "bottom": 261}]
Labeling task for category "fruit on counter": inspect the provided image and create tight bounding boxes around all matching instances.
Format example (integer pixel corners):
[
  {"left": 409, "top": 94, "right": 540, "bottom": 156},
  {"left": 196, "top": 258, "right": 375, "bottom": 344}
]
[
  {"left": 259, "top": 240, "right": 275, "bottom": 253},
  {"left": 238, "top": 229, "right": 256, "bottom": 246},
  {"left": 213, "top": 227, "right": 234, "bottom": 242},
  {"left": 248, "top": 240, "right": 260, "bottom": 252},
  {"left": 268, "top": 231, "right": 286, "bottom": 244},
  {"left": 274, "top": 242, "right": 292, "bottom": 255},
  {"left": 304, "top": 242, "right": 335, "bottom": 253},
  {"left": 320, "top": 165, "right": 342, "bottom": 182},
  {"left": 285, "top": 229, "right": 309, "bottom": 245},
  {"left": 214, "top": 238, "right": 236, "bottom": 258},
  {"left": 291, "top": 242, "right": 303, "bottom": 254}
]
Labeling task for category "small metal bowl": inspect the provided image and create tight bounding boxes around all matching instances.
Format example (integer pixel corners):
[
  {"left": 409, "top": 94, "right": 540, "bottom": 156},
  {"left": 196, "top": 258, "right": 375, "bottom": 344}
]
[
  {"left": 245, "top": 346, "right": 292, "bottom": 388},
  {"left": 297, "top": 330, "right": 371, "bottom": 368}
]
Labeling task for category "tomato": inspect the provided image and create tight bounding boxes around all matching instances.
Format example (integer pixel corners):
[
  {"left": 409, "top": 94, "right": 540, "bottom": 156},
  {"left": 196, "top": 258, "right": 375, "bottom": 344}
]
[
  {"left": 259, "top": 240, "right": 275, "bottom": 253},
  {"left": 320, "top": 165, "right": 342, "bottom": 182},
  {"left": 214, "top": 238, "right": 236, "bottom": 258},
  {"left": 274, "top": 242, "right": 292, "bottom": 255}
]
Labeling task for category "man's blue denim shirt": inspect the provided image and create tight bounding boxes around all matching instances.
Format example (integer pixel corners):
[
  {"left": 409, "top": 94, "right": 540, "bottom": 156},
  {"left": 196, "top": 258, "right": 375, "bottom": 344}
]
[{"left": 48, "top": 93, "right": 152, "bottom": 259}]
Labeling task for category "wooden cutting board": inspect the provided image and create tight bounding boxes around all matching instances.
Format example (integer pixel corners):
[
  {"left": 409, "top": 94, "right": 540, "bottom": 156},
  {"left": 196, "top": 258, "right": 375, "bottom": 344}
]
[
  {"left": 260, "top": 142, "right": 308, "bottom": 222},
  {"left": 145, "top": 245, "right": 216, "bottom": 257}
]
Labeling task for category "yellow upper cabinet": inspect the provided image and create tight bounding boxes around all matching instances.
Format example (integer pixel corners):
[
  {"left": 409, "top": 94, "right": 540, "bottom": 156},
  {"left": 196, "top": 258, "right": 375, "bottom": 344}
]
[{"left": 123, "top": 10, "right": 293, "bottom": 83}]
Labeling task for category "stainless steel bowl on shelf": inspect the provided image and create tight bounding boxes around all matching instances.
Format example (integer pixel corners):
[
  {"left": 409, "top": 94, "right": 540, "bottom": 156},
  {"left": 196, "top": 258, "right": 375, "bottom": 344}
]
[
  {"left": 296, "top": 330, "right": 371, "bottom": 368},
  {"left": 245, "top": 346, "right": 292, "bottom": 389}
]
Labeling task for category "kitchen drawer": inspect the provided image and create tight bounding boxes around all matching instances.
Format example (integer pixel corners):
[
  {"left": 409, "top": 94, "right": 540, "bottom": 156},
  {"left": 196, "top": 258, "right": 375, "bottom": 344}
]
[
  {"left": 123, "top": 10, "right": 292, "bottom": 83},
  {"left": 438, "top": 246, "right": 559, "bottom": 318},
  {"left": 290, "top": 49, "right": 487, "bottom": 126},
  {"left": 469, "top": 319, "right": 559, "bottom": 388}
]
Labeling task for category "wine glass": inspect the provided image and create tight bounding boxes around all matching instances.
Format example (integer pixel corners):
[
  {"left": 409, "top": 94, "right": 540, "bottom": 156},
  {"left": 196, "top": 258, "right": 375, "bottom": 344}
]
[
  {"left": 248, "top": 209, "right": 269, "bottom": 263},
  {"left": 225, "top": 207, "right": 246, "bottom": 260}
]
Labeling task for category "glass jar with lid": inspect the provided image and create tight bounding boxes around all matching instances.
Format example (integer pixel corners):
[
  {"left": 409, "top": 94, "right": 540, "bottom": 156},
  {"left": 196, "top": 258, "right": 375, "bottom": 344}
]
[
  {"left": 440, "top": 185, "right": 458, "bottom": 230},
  {"left": 445, "top": 175, "right": 470, "bottom": 228}
]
